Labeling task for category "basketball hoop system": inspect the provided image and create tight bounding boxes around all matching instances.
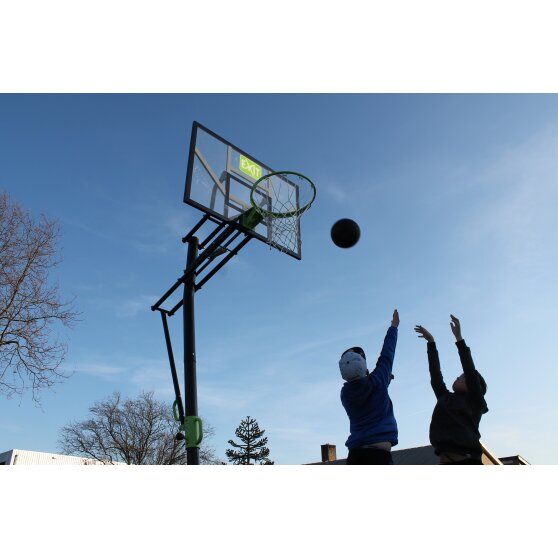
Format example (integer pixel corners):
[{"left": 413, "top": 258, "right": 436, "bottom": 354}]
[
  {"left": 243, "top": 171, "right": 316, "bottom": 256},
  {"left": 152, "top": 123, "right": 317, "bottom": 465}
]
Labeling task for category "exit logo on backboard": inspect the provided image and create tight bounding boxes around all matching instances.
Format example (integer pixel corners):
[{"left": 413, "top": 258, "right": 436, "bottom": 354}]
[{"left": 239, "top": 155, "right": 262, "bottom": 180}]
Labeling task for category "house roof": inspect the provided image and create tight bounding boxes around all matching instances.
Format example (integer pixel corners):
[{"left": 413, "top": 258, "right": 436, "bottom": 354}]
[
  {"left": 308, "top": 443, "right": 505, "bottom": 465},
  {"left": 307, "top": 445, "right": 438, "bottom": 465},
  {"left": 498, "top": 455, "right": 531, "bottom": 465},
  {"left": 391, "top": 445, "right": 440, "bottom": 465}
]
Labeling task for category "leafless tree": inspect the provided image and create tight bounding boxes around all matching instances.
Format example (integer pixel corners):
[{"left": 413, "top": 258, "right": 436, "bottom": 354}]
[
  {"left": 0, "top": 192, "right": 78, "bottom": 402},
  {"left": 58, "top": 391, "right": 221, "bottom": 465}
]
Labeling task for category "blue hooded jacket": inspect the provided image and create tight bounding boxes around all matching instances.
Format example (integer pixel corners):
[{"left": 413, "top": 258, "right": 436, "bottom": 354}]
[{"left": 340, "top": 326, "right": 398, "bottom": 449}]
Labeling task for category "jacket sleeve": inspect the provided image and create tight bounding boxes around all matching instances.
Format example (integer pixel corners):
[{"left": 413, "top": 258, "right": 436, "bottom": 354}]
[
  {"left": 371, "top": 326, "right": 398, "bottom": 387},
  {"left": 456, "top": 339, "right": 486, "bottom": 409},
  {"left": 427, "top": 342, "right": 449, "bottom": 399}
]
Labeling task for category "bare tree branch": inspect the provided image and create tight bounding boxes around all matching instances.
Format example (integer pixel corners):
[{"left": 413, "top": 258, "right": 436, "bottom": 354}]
[
  {"left": 0, "top": 192, "right": 79, "bottom": 402},
  {"left": 58, "top": 391, "right": 221, "bottom": 465}
]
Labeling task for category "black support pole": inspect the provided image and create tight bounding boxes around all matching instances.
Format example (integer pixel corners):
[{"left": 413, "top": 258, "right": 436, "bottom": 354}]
[
  {"left": 160, "top": 311, "right": 184, "bottom": 423},
  {"left": 153, "top": 216, "right": 256, "bottom": 465},
  {"left": 184, "top": 236, "right": 200, "bottom": 465}
]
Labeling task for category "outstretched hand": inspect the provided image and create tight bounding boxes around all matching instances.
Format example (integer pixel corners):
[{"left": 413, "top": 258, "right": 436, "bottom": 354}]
[
  {"left": 391, "top": 309, "right": 400, "bottom": 328},
  {"left": 450, "top": 314, "right": 463, "bottom": 341},
  {"left": 414, "top": 325, "right": 434, "bottom": 343}
]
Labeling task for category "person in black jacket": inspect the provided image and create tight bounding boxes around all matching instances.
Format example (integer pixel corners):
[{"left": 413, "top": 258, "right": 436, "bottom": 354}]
[{"left": 414, "top": 315, "right": 488, "bottom": 465}]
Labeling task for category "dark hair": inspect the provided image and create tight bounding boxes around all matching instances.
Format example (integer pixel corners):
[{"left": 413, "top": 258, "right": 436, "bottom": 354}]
[
  {"left": 341, "top": 346, "right": 366, "bottom": 360},
  {"left": 478, "top": 373, "right": 487, "bottom": 395}
]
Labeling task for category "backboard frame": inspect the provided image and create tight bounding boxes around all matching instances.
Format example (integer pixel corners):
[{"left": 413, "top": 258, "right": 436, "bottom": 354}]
[{"left": 183, "top": 121, "right": 303, "bottom": 259}]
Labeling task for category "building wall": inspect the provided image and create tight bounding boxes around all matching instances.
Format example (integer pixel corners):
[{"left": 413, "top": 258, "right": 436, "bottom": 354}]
[{"left": 0, "top": 449, "right": 126, "bottom": 465}]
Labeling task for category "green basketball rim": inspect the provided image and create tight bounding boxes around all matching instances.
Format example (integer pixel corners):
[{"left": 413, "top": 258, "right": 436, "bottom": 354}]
[{"left": 249, "top": 171, "right": 316, "bottom": 219}]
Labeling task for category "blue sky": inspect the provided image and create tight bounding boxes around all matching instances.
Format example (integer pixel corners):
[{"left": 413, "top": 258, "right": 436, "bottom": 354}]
[{"left": 1, "top": 94, "right": 558, "bottom": 464}]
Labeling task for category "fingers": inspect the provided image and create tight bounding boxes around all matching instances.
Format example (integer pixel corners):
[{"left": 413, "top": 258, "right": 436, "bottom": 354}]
[
  {"left": 414, "top": 325, "right": 428, "bottom": 337},
  {"left": 414, "top": 324, "right": 433, "bottom": 342}
]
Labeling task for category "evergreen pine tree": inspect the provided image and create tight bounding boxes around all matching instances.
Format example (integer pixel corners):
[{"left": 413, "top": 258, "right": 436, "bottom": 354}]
[{"left": 226, "top": 416, "right": 274, "bottom": 464}]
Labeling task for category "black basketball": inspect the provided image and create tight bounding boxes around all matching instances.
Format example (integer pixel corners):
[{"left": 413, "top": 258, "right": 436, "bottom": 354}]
[{"left": 331, "top": 218, "right": 361, "bottom": 248}]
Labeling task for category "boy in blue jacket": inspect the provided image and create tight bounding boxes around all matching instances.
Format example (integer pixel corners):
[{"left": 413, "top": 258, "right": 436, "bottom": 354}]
[{"left": 340, "top": 309, "right": 399, "bottom": 465}]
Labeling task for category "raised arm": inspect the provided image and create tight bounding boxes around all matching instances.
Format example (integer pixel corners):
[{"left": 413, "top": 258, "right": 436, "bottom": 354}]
[
  {"left": 450, "top": 315, "right": 485, "bottom": 406},
  {"left": 371, "top": 309, "right": 399, "bottom": 386},
  {"left": 415, "top": 325, "right": 449, "bottom": 399}
]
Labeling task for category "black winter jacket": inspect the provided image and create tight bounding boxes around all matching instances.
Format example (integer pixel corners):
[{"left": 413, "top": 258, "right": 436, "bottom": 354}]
[{"left": 427, "top": 339, "right": 488, "bottom": 461}]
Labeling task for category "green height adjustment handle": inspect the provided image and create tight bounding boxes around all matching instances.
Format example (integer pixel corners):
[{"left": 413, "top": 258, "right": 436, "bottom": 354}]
[
  {"left": 173, "top": 401, "right": 203, "bottom": 448},
  {"left": 172, "top": 400, "right": 181, "bottom": 422},
  {"left": 184, "top": 416, "right": 203, "bottom": 448}
]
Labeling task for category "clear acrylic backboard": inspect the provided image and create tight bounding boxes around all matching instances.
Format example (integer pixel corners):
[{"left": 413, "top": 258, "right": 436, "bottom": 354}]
[{"left": 183, "top": 122, "right": 303, "bottom": 259}]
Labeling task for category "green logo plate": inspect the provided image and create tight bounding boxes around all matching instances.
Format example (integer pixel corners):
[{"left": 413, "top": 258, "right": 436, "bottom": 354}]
[{"left": 239, "top": 155, "right": 262, "bottom": 180}]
